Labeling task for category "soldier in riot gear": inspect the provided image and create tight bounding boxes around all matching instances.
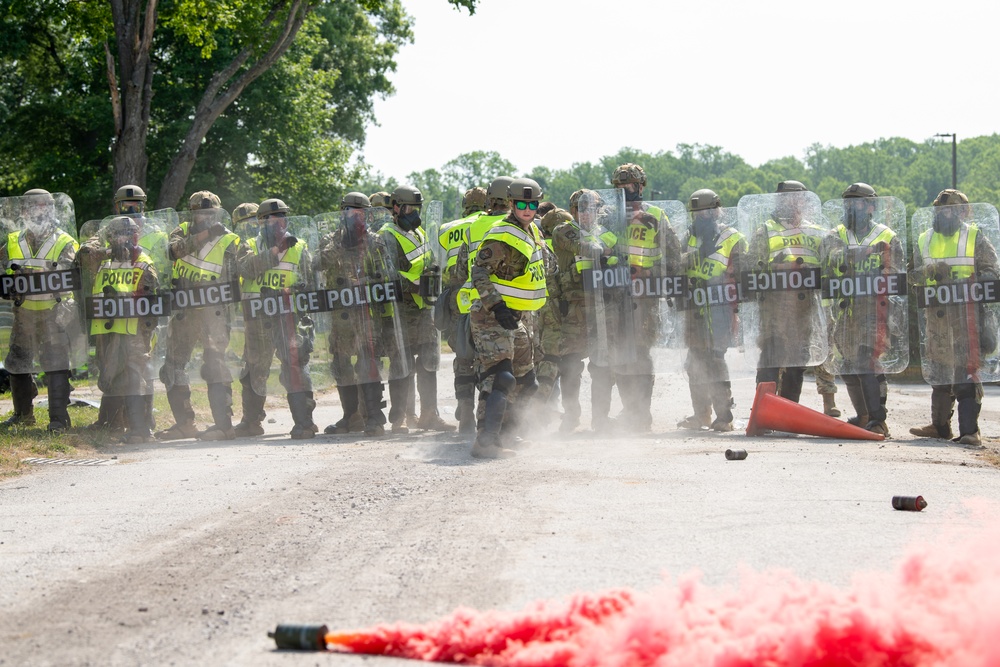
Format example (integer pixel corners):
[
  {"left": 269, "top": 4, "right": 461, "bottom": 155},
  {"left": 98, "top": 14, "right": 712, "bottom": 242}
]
[
  {"left": 237, "top": 198, "right": 318, "bottom": 439},
  {"left": 532, "top": 206, "right": 572, "bottom": 418},
  {"left": 743, "top": 180, "right": 833, "bottom": 404},
  {"left": 909, "top": 189, "right": 999, "bottom": 447},
  {"left": 381, "top": 185, "right": 454, "bottom": 433},
  {"left": 823, "top": 183, "right": 906, "bottom": 437},
  {"left": 469, "top": 178, "right": 547, "bottom": 458},
  {"left": 85, "top": 216, "right": 161, "bottom": 443},
  {"left": 437, "top": 186, "right": 489, "bottom": 433},
  {"left": 230, "top": 203, "right": 268, "bottom": 436},
  {"left": 368, "top": 191, "right": 393, "bottom": 232},
  {"left": 156, "top": 191, "right": 241, "bottom": 441},
  {"left": 0, "top": 189, "right": 82, "bottom": 432},
  {"left": 321, "top": 192, "right": 397, "bottom": 436},
  {"left": 611, "top": 162, "right": 681, "bottom": 430},
  {"left": 677, "top": 189, "right": 747, "bottom": 432}
]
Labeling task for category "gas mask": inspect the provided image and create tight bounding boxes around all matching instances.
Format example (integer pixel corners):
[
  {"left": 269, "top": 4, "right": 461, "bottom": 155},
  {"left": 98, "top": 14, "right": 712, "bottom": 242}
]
[
  {"left": 844, "top": 200, "right": 872, "bottom": 233},
  {"left": 111, "top": 233, "right": 138, "bottom": 262},
  {"left": 621, "top": 183, "right": 642, "bottom": 203},
  {"left": 341, "top": 208, "right": 367, "bottom": 246},
  {"left": 397, "top": 206, "right": 421, "bottom": 231},
  {"left": 933, "top": 207, "right": 961, "bottom": 236},
  {"left": 263, "top": 215, "right": 289, "bottom": 249},
  {"left": 692, "top": 210, "right": 718, "bottom": 239},
  {"left": 24, "top": 204, "right": 55, "bottom": 238}
]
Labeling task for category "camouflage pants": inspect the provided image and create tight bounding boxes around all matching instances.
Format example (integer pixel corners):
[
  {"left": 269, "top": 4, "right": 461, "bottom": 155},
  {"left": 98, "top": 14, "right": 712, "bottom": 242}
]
[
  {"left": 470, "top": 302, "right": 532, "bottom": 395},
  {"left": 95, "top": 331, "right": 155, "bottom": 396},
  {"left": 159, "top": 307, "right": 233, "bottom": 390},
  {"left": 5, "top": 303, "right": 80, "bottom": 374},
  {"left": 241, "top": 310, "right": 312, "bottom": 397}
]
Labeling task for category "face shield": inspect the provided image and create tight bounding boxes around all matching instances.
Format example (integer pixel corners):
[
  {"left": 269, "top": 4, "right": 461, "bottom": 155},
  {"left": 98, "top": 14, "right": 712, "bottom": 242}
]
[
  {"left": 261, "top": 212, "right": 289, "bottom": 247},
  {"left": 617, "top": 181, "right": 642, "bottom": 203},
  {"left": 341, "top": 206, "right": 368, "bottom": 244},
  {"left": 844, "top": 199, "right": 873, "bottom": 232},
  {"left": 24, "top": 199, "right": 56, "bottom": 237},
  {"left": 933, "top": 204, "right": 964, "bottom": 236},
  {"left": 691, "top": 208, "right": 720, "bottom": 237}
]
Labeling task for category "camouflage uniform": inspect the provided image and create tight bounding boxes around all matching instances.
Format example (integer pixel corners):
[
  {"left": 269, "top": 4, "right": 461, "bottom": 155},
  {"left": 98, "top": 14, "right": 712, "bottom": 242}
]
[
  {"left": 320, "top": 225, "right": 394, "bottom": 434},
  {"left": 157, "top": 203, "right": 240, "bottom": 440},
  {"left": 0, "top": 226, "right": 80, "bottom": 430}
]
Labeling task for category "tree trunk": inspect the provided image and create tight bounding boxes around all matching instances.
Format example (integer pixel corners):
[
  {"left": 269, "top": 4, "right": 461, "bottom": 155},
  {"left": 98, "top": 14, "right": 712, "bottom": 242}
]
[{"left": 110, "top": 0, "right": 157, "bottom": 192}]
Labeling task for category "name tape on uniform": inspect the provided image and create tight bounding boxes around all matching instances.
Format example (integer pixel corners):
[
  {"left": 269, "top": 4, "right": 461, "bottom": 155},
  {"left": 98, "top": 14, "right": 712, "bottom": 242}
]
[
  {"left": 244, "top": 281, "right": 402, "bottom": 319},
  {"left": 1, "top": 269, "right": 80, "bottom": 299},
  {"left": 915, "top": 279, "right": 1000, "bottom": 308}
]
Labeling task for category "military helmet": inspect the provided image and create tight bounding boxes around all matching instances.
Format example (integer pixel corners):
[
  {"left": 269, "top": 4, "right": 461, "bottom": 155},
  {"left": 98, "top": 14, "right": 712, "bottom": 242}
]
[
  {"left": 114, "top": 185, "right": 147, "bottom": 204},
  {"left": 486, "top": 177, "right": 514, "bottom": 201},
  {"left": 257, "top": 198, "right": 290, "bottom": 219},
  {"left": 611, "top": 163, "right": 647, "bottom": 186},
  {"left": 688, "top": 189, "right": 722, "bottom": 212},
  {"left": 232, "top": 202, "right": 260, "bottom": 226},
  {"left": 390, "top": 185, "right": 423, "bottom": 208},
  {"left": 369, "top": 191, "right": 391, "bottom": 208},
  {"left": 188, "top": 190, "right": 221, "bottom": 210},
  {"left": 104, "top": 215, "right": 140, "bottom": 239},
  {"left": 842, "top": 182, "right": 877, "bottom": 199},
  {"left": 569, "top": 188, "right": 601, "bottom": 211},
  {"left": 23, "top": 188, "right": 51, "bottom": 198},
  {"left": 540, "top": 207, "right": 572, "bottom": 235},
  {"left": 507, "top": 178, "right": 543, "bottom": 202},
  {"left": 933, "top": 188, "right": 969, "bottom": 206},
  {"left": 776, "top": 180, "right": 808, "bottom": 193},
  {"left": 462, "top": 187, "right": 489, "bottom": 212},
  {"left": 341, "top": 192, "right": 372, "bottom": 209}
]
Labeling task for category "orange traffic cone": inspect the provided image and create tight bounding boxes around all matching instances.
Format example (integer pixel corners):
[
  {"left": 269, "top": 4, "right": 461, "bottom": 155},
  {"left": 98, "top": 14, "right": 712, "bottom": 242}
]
[{"left": 746, "top": 382, "right": 884, "bottom": 441}]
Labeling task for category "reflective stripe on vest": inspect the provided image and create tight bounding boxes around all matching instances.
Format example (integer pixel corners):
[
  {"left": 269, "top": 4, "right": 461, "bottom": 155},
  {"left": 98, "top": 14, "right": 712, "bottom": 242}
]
[
  {"left": 241, "top": 240, "right": 305, "bottom": 298},
  {"left": 919, "top": 225, "right": 977, "bottom": 281},
  {"left": 627, "top": 205, "right": 664, "bottom": 268},
  {"left": 481, "top": 222, "right": 547, "bottom": 311},
  {"left": 457, "top": 213, "right": 507, "bottom": 313},
  {"left": 6, "top": 231, "right": 77, "bottom": 310},
  {"left": 172, "top": 231, "right": 239, "bottom": 282},
  {"left": 572, "top": 223, "right": 619, "bottom": 274},
  {"left": 384, "top": 224, "right": 429, "bottom": 309},
  {"left": 90, "top": 253, "right": 153, "bottom": 335},
  {"left": 835, "top": 224, "right": 896, "bottom": 275},
  {"left": 686, "top": 226, "right": 744, "bottom": 282},
  {"left": 439, "top": 212, "right": 483, "bottom": 272},
  {"left": 765, "top": 219, "right": 825, "bottom": 266}
]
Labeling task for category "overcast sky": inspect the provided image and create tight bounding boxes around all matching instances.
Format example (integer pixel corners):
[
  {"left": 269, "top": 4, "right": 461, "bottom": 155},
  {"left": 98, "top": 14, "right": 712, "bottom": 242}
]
[{"left": 358, "top": 0, "right": 1000, "bottom": 183}]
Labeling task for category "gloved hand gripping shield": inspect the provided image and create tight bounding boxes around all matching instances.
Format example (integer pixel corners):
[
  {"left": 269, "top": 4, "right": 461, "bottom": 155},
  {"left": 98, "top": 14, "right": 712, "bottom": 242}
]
[
  {"left": 911, "top": 201, "right": 1000, "bottom": 385},
  {"left": 0, "top": 192, "right": 87, "bottom": 375},
  {"left": 821, "top": 196, "right": 909, "bottom": 375},
  {"left": 580, "top": 188, "right": 636, "bottom": 367},
  {"left": 314, "top": 206, "right": 412, "bottom": 389},
  {"left": 81, "top": 215, "right": 169, "bottom": 397},
  {"left": 736, "top": 190, "right": 831, "bottom": 371}
]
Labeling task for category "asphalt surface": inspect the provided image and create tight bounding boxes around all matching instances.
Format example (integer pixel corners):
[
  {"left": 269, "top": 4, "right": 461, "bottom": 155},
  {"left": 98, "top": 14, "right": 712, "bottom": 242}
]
[{"left": 1, "top": 355, "right": 998, "bottom": 666}]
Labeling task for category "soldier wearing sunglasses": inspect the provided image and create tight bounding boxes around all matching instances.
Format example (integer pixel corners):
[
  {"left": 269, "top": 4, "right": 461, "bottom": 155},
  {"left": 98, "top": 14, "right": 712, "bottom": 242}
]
[{"left": 468, "top": 178, "right": 548, "bottom": 458}]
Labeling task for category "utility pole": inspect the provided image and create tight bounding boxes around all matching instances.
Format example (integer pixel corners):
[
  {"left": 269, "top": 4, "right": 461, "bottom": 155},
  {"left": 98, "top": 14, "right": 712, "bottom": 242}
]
[{"left": 934, "top": 133, "right": 957, "bottom": 189}]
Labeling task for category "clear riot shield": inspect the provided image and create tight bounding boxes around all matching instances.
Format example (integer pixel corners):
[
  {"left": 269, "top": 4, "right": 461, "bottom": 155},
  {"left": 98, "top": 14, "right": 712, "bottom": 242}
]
[
  {"left": 313, "top": 207, "right": 411, "bottom": 391},
  {"left": 237, "top": 214, "right": 318, "bottom": 398},
  {"left": 158, "top": 207, "right": 241, "bottom": 403},
  {"left": 81, "top": 216, "right": 169, "bottom": 398},
  {"left": 821, "top": 196, "right": 908, "bottom": 376},
  {"left": 737, "top": 190, "right": 831, "bottom": 372},
  {"left": 580, "top": 188, "right": 635, "bottom": 367},
  {"left": 674, "top": 206, "right": 753, "bottom": 385},
  {"left": 420, "top": 200, "right": 444, "bottom": 307},
  {"left": 911, "top": 202, "right": 1000, "bottom": 385},
  {"left": 0, "top": 192, "right": 87, "bottom": 376},
  {"left": 623, "top": 199, "right": 689, "bottom": 376}
]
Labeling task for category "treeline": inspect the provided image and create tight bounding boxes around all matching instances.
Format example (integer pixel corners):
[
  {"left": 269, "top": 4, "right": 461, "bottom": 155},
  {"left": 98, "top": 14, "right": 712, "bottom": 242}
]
[{"left": 366, "top": 135, "right": 1000, "bottom": 222}]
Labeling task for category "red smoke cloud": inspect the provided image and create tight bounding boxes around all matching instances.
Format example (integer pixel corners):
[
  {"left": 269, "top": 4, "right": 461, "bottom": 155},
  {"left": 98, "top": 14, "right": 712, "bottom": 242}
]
[{"left": 327, "top": 522, "right": 1000, "bottom": 666}]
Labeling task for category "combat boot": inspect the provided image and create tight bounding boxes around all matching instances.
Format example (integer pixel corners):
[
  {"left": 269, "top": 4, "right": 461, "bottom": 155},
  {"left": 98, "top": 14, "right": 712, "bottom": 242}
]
[
  {"left": 156, "top": 385, "right": 198, "bottom": 440},
  {"left": 456, "top": 398, "right": 476, "bottom": 435},
  {"left": 45, "top": 370, "right": 73, "bottom": 433},
  {"left": 85, "top": 395, "right": 124, "bottom": 433},
  {"left": 471, "top": 389, "right": 515, "bottom": 459},
  {"left": 417, "top": 412, "right": 456, "bottom": 432},
  {"left": 909, "top": 390, "right": 954, "bottom": 439},
  {"left": 1, "top": 373, "right": 36, "bottom": 428},
  {"left": 288, "top": 392, "right": 318, "bottom": 440},
  {"left": 955, "top": 397, "right": 982, "bottom": 448},
  {"left": 387, "top": 376, "right": 410, "bottom": 433},
  {"left": 822, "top": 393, "right": 841, "bottom": 418},
  {"left": 124, "top": 395, "right": 153, "bottom": 444},
  {"left": 325, "top": 385, "right": 359, "bottom": 434},
  {"left": 234, "top": 378, "right": 266, "bottom": 437},
  {"left": 361, "top": 382, "right": 387, "bottom": 437},
  {"left": 199, "top": 383, "right": 235, "bottom": 441}
]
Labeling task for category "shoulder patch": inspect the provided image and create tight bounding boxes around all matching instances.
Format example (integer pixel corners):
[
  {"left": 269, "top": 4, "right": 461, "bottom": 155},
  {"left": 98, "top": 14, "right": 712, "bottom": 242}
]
[{"left": 479, "top": 246, "right": 493, "bottom": 260}]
